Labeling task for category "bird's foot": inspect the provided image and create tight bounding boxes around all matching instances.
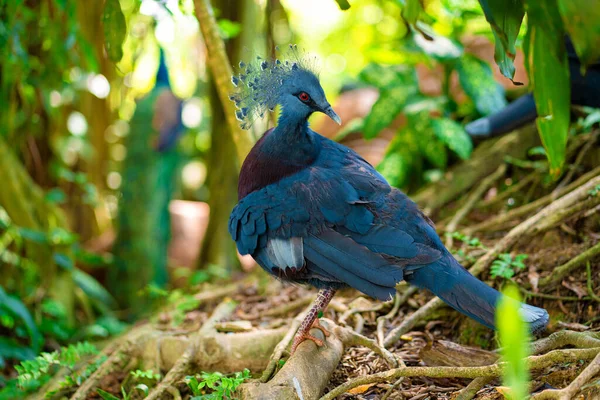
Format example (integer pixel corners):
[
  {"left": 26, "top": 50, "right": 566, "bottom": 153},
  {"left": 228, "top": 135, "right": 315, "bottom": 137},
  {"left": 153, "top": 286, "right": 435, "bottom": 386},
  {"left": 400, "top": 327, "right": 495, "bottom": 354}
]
[
  {"left": 311, "top": 318, "right": 331, "bottom": 337},
  {"left": 290, "top": 330, "right": 324, "bottom": 354},
  {"left": 290, "top": 319, "right": 332, "bottom": 354}
]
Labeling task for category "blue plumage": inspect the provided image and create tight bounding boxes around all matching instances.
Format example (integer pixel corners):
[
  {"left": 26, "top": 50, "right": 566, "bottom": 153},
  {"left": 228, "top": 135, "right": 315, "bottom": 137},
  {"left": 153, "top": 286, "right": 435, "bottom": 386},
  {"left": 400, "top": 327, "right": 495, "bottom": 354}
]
[{"left": 228, "top": 50, "right": 549, "bottom": 336}]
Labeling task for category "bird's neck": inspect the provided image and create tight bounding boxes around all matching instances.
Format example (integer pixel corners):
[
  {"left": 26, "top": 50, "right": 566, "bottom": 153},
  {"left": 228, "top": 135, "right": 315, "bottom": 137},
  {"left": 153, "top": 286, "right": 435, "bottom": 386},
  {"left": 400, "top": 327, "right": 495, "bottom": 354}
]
[{"left": 238, "top": 120, "right": 319, "bottom": 199}]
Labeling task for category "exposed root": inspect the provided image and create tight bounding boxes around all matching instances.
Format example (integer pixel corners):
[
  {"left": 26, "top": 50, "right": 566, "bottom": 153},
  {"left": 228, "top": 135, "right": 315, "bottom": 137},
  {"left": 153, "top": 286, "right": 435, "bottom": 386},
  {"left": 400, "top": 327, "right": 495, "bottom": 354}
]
[
  {"left": 466, "top": 166, "right": 600, "bottom": 233},
  {"left": 531, "top": 350, "right": 600, "bottom": 400},
  {"left": 445, "top": 164, "right": 506, "bottom": 248},
  {"left": 455, "top": 377, "right": 494, "bottom": 400},
  {"left": 146, "top": 300, "right": 238, "bottom": 400},
  {"left": 539, "top": 241, "right": 600, "bottom": 288},
  {"left": 319, "top": 347, "right": 600, "bottom": 400},
  {"left": 259, "top": 305, "right": 311, "bottom": 382}
]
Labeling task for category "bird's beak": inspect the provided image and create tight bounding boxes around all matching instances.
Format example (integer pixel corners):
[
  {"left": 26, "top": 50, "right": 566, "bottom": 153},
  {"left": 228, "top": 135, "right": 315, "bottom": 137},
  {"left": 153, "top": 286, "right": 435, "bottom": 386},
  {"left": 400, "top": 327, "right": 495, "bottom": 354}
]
[{"left": 323, "top": 106, "right": 342, "bottom": 125}]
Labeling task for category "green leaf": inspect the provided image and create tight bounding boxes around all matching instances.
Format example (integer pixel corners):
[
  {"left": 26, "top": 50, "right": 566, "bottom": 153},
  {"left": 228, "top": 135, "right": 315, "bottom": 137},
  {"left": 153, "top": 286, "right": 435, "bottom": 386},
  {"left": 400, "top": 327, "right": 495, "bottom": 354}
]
[
  {"left": 217, "top": 19, "right": 241, "bottom": 40},
  {"left": 410, "top": 112, "right": 448, "bottom": 169},
  {"left": 431, "top": 118, "right": 473, "bottom": 159},
  {"left": 402, "top": 0, "right": 424, "bottom": 24},
  {"left": 45, "top": 188, "right": 67, "bottom": 204},
  {"left": 478, "top": 0, "right": 525, "bottom": 81},
  {"left": 0, "top": 287, "right": 41, "bottom": 351},
  {"left": 335, "top": 0, "right": 351, "bottom": 10},
  {"left": 411, "top": 24, "right": 463, "bottom": 61},
  {"left": 456, "top": 54, "right": 507, "bottom": 116},
  {"left": 97, "top": 388, "right": 120, "bottom": 400},
  {"left": 16, "top": 228, "right": 47, "bottom": 244},
  {"left": 53, "top": 253, "right": 74, "bottom": 271},
  {"left": 557, "top": 0, "right": 600, "bottom": 70},
  {"left": 525, "top": 0, "right": 570, "bottom": 178},
  {"left": 361, "top": 67, "right": 418, "bottom": 139},
  {"left": 377, "top": 132, "right": 420, "bottom": 188},
  {"left": 102, "top": 0, "right": 127, "bottom": 62},
  {"left": 497, "top": 285, "right": 530, "bottom": 400},
  {"left": 73, "top": 269, "right": 118, "bottom": 308},
  {"left": 0, "top": 338, "right": 35, "bottom": 361},
  {"left": 363, "top": 86, "right": 413, "bottom": 139}
]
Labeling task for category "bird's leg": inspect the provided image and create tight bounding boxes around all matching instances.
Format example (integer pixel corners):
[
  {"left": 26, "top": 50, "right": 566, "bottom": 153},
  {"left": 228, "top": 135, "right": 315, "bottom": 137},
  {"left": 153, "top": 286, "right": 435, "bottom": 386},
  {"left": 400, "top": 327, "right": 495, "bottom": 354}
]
[{"left": 291, "top": 288, "right": 336, "bottom": 354}]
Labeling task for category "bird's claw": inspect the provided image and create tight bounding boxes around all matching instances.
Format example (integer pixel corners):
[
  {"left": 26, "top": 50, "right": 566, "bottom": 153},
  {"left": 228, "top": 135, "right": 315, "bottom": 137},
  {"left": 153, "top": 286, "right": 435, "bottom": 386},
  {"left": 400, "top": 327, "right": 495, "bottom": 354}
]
[
  {"left": 311, "top": 319, "right": 331, "bottom": 337},
  {"left": 290, "top": 332, "right": 324, "bottom": 354},
  {"left": 290, "top": 319, "right": 331, "bottom": 354}
]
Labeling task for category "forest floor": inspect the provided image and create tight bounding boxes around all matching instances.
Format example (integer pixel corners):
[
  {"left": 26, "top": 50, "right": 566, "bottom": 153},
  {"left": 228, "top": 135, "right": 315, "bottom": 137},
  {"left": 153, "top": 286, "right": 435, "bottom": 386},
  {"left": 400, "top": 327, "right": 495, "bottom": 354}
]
[{"left": 22, "top": 126, "right": 600, "bottom": 400}]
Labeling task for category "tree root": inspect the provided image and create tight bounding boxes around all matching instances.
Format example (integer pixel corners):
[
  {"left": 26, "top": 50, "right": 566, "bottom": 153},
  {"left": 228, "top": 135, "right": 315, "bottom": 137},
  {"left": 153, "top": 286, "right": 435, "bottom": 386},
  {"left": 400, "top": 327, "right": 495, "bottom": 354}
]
[
  {"left": 385, "top": 175, "right": 600, "bottom": 347},
  {"left": 466, "top": 166, "right": 600, "bottom": 233},
  {"left": 538, "top": 241, "right": 600, "bottom": 288},
  {"left": 413, "top": 124, "right": 539, "bottom": 214},
  {"left": 145, "top": 299, "right": 238, "bottom": 400},
  {"left": 531, "top": 350, "right": 600, "bottom": 399},
  {"left": 239, "top": 318, "right": 399, "bottom": 399},
  {"left": 445, "top": 164, "right": 506, "bottom": 248},
  {"left": 239, "top": 319, "right": 344, "bottom": 400},
  {"left": 319, "top": 347, "right": 600, "bottom": 400},
  {"left": 455, "top": 377, "right": 494, "bottom": 400}
]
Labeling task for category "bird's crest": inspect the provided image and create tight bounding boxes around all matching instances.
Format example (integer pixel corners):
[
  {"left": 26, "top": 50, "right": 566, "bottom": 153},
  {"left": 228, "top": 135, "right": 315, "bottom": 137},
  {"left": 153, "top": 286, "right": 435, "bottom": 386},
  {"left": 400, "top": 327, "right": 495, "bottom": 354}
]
[{"left": 229, "top": 44, "right": 319, "bottom": 129}]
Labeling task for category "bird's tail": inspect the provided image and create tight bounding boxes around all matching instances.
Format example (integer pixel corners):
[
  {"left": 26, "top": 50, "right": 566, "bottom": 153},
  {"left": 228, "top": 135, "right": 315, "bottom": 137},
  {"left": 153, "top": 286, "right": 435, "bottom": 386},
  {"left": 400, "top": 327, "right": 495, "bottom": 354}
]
[{"left": 407, "top": 255, "right": 549, "bottom": 333}]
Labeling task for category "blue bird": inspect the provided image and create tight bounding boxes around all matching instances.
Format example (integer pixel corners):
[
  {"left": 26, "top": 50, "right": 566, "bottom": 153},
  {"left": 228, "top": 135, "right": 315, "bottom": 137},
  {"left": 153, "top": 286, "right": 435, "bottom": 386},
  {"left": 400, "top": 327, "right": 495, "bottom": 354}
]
[
  {"left": 228, "top": 46, "right": 549, "bottom": 353},
  {"left": 153, "top": 48, "right": 184, "bottom": 152}
]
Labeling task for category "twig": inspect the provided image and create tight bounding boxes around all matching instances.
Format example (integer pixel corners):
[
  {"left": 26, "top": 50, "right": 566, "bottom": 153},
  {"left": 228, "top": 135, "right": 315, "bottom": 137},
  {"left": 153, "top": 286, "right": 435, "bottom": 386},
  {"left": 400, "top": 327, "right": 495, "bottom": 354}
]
[
  {"left": 477, "top": 173, "right": 537, "bottom": 208},
  {"left": 385, "top": 175, "right": 600, "bottom": 347},
  {"left": 530, "top": 330, "right": 600, "bottom": 355},
  {"left": 520, "top": 288, "right": 592, "bottom": 302},
  {"left": 538, "top": 241, "right": 600, "bottom": 287},
  {"left": 455, "top": 377, "right": 494, "bottom": 400},
  {"left": 377, "top": 287, "right": 417, "bottom": 347},
  {"left": 466, "top": 166, "right": 600, "bottom": 233},
  {"left": 319, "top": 347, "right": 600, "bottom": 400},
  {"left": 552, "top": 131, "right": 599, "bottom": 199},
  {"left": 331, "top": 321, "right": 398, "bottom": 368},
  {"left": 445, "top": 164, "right": 507, "bottom": 248},
  {"left": 586, "top": 262, "right": 600, "bottom": 303},
  {"left": 381, "top": 377, "right": 406, "bottom": 400},
  {"left": 531, "top": 350, "right": 600, "bottom": 399}
]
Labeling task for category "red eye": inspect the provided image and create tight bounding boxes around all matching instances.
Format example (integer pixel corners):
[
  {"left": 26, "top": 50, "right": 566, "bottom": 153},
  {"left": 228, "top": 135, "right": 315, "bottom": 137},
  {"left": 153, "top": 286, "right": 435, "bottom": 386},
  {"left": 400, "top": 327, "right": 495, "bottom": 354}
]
[{"left": 299, "top": 92, "right": 310, "bottom": 102}]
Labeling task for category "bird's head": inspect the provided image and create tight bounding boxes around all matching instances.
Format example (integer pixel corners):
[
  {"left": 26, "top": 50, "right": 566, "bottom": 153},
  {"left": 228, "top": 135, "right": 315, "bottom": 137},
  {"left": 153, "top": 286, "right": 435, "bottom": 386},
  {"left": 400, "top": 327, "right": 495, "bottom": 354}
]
[{"left": 229, "top": 45, "right": 341, "bottom": 129}]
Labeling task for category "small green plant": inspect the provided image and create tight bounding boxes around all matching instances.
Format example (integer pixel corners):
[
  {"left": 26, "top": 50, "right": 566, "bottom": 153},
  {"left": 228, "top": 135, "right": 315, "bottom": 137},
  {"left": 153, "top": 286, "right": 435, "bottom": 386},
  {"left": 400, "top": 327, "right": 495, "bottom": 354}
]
[
  {"left": 97, "top": 384, "right": 149, "bottom": 400},
  {"left": 588, "top": 184, "right": 600, "bottom": 197},
  {"left": 14, "top": 342, "right": 97, "bottom": 391},
  {"left": 490, "top": 253, "right": 528, "bottom": 279},
  {"left": 446, "top": 232, "right": 485, "bottom": 248},
  {"left": 185, "top": 369, "right": 251, "bottom": 399},
  {"left": 496, "top": 285, "right": 531, "bottom": 400},
  {"left": 130, "top": 369, "right": 161, "bottom": 382}
]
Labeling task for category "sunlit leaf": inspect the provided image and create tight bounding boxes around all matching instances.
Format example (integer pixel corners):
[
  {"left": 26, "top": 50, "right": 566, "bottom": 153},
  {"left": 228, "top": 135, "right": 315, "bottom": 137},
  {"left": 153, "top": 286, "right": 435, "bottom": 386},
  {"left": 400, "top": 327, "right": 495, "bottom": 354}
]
[
  {"left": 456, "top": 54, "right": 507, "bottom": 116},
  {"left": 557, "top": 0, "right": 600, "bottom": 70},
  {"left": 360, "top": 65, "right": 418, "bottom": 139},
  {"left": 363, "top": 86, "right": 414, "bottom": 139},
  {"left": 217, "top": 19, "right": 241, "bottom": 40},
  {"left": 102, "top": 0, "right": 127, "bottom": 62},
  {"left": 431, "top": 118, "right": 472, "bottom": 159},
  {"left": 412, "top": 24, "right": 463, "bottom": 61},
  {"left": 409, "top": 112, "right": 448, "bottom": 168},
  {"left": 377, "top": 132, "right": 420, "bottom": 188},
  {"left": 402, "top": 0, "right": 424, "bottom": 24},
  {"left": 335, "top": 0, "right": 351, "bottom": 10},
  {"left": 478, "top": 0, "right": 525, "bottom": 82},
  {"left": 497, "top": 285, "right": 530, "bottom": 400},
  {"left": 525, "top": 0, "right": 570, "bottom": 178}
]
